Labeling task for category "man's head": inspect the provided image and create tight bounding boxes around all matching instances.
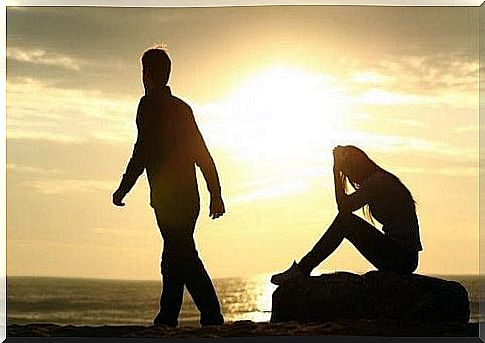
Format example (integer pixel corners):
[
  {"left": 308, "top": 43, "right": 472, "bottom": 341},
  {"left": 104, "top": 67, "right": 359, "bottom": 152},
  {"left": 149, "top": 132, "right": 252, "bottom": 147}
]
[{"left": 141, "top": 47, "right": 171, "bottom": 91}]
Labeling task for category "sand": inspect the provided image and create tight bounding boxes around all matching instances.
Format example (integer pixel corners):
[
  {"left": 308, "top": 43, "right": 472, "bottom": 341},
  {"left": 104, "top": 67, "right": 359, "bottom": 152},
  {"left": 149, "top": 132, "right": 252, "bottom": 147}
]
[{"left": 7, "top": 320, "right": 479, "bottom": 338}]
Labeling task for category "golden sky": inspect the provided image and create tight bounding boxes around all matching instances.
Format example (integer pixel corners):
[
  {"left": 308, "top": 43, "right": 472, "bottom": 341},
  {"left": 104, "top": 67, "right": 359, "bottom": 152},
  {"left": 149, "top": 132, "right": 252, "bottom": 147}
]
[{"left": 6, "top": 5, "right": 479, "bottom": 279}]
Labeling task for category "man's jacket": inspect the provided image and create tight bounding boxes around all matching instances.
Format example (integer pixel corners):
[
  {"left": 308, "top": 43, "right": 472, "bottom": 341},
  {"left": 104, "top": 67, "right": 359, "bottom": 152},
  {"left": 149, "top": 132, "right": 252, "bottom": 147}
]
[{"left": 117, "top": 86, "right": 221, "bottom": 213}]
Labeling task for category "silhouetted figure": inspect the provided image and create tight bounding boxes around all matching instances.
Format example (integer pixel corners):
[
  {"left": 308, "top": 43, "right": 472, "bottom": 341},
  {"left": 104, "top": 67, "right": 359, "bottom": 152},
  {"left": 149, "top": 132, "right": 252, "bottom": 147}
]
[
  {"left": 113, "top": 47, "right": 225, "bottom": 327},
  {"left": 271, "top": 145, "right": 422, "bottom": 285}
]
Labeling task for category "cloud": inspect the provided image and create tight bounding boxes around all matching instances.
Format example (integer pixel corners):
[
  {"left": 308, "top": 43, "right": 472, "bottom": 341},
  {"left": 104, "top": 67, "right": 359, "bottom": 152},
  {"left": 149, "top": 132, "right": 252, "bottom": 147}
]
[
  {"left": 453, "top": 125, "right": 479, "bottom": 134},
  {"left": 361, "top": 116, "right": 426, "bottom": 129},
  {"left": 198, "top": 96, "right": 476, "bottom": 164},
  {"left": 31, "top": 179, "right": 114, "bottom": 195},
  {"left": 7, "top": 131, "right": 83, "bottom": 143},
  {"left": 6, "top": 78, "right": 136, "bottom": 144},
  {"left": 434, "top": 167, "right": 478, "bottom": 177},
  {"left": 91, "top": 227, "right": 141, "bottom": 238},
  {"left": 7, "top": 163, "right": 64, "bottom": 176},
  {"left": 340, "top": 54, "right": 478, "bottom": 110},
  {"left": 377, "top": 53, "right": 479, "bottom": 94},
  {"left": 351, "top": 71, "right": 394, "bottom": 85},
  {"left": 330, "top": 129, "right": 478, "bottom": 168},
  {"left": 7, "top": 47, "right": 85, "bottom": 70},
  {"left": 356, "top": 89, "right": 427, "bottom": 106},
  {"left": 227, "top": 166, "right": 324, "bottom": 205},
  {"left": 351, "top": 83, "right": 476, "bottom": 108},
  {"left": 394, "top": 166, "right": 477, "bottom": 177},
  {"left": 230, "top": 180, "right": 309, "bottom": 206}
]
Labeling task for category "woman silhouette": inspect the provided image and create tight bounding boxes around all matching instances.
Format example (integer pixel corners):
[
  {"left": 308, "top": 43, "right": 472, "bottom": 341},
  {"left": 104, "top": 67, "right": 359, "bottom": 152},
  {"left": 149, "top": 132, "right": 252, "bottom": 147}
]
[{"left": 271, "top": 145, "right": 423, "bottom": 285}]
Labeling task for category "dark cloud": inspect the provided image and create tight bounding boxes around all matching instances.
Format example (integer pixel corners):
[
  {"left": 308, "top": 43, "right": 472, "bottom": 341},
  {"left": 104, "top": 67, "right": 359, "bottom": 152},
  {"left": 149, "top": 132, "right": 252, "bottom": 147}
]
[
  {"left": 7, "top": 6, "right": 479, "bottom": 99},
  {"left": 7, "top": 57, "right": 140, "bottom": 96}
]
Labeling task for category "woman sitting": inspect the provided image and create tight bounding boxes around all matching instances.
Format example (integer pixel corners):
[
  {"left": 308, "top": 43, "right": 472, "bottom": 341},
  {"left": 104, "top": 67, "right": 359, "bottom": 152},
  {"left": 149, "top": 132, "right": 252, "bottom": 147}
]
[{"left": 271, "top": 145, "right": 423, "bottom": 285}]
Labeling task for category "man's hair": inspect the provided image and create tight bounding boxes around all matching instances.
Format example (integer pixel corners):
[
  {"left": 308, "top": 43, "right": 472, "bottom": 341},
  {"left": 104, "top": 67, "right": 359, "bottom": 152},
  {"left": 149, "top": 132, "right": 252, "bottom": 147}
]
[{"left": 141, "top": 47, "right": 171, "bottom": 85}]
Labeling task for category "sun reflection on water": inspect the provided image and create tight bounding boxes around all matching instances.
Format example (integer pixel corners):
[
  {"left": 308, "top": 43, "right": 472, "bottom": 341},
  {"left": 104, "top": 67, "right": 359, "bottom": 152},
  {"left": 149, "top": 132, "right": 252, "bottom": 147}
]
[{"left": 220, "top": 274, "right": 277, "bottom": 323}]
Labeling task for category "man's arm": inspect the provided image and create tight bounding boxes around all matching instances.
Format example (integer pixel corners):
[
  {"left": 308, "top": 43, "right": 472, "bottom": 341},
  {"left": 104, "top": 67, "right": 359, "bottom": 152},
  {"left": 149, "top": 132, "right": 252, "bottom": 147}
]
[
  {"left": 187, "top": 108, "right": 225, "bottom": 219},
  {"left": 112, "top": 97, "right": 149, "bottom": 206}
]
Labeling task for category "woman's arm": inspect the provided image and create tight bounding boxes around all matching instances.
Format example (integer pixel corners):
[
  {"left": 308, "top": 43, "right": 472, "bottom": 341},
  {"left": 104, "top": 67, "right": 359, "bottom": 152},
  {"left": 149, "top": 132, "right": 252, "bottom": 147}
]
[
  {"left": 333, "top": 167, "right": 346, "bottom": 211},
  {"left": 333, "top": 148, "right": 375, "bottom": 213}
]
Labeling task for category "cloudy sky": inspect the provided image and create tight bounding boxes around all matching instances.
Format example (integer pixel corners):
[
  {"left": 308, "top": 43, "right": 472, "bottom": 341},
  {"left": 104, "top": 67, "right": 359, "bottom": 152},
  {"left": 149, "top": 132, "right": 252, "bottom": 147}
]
[{"left": 6, "top": 5, "right": 479, "bottom": 279}]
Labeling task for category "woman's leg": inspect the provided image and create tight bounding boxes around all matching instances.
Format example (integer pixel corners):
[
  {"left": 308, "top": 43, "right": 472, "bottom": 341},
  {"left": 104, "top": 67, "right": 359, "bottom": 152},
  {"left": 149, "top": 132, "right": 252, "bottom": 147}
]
[{"left": 298, "top": 213, "right": 417, "bottom": 275}]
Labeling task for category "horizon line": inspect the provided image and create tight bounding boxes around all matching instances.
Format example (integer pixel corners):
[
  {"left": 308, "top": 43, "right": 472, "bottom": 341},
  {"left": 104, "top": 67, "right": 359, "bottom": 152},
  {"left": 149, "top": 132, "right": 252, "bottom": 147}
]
[{"left": 6, "top": 272, "right": 482, "bottom": 282}]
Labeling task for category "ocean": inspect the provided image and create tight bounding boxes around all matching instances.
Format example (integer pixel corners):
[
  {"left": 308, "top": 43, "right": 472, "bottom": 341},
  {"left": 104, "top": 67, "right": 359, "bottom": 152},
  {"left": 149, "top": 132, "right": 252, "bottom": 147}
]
[{"left": 6, "top": 274, "right": 482, "bottom": 327}]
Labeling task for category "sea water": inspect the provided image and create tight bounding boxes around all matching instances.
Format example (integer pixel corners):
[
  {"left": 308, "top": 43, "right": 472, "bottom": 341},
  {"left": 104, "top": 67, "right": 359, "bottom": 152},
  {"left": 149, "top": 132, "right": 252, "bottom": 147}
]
[{"left": 6, "top": 275, "right": 481, "bottom": 327}]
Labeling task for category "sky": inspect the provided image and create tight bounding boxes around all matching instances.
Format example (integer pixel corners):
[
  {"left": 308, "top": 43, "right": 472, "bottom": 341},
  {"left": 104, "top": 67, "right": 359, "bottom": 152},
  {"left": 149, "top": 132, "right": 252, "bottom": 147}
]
[{"left": 6, "top": 5, "right": 480, "bottom": 280}]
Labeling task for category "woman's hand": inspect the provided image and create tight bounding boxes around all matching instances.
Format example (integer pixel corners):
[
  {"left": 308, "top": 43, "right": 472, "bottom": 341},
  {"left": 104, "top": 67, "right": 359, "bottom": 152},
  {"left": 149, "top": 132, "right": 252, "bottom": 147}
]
[{"left": 333, "top": 145, "right": 345, "bottom": 172}]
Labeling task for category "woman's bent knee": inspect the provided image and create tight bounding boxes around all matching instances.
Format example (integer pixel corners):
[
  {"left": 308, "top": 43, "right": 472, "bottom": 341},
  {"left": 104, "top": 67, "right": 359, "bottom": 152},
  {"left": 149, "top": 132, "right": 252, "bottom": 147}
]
[
  {"left": 334, "top": 212, "right": 367, "bottom": 235},
  {"left": 335, "top": 212, "right": 358, "bottom": 226}
]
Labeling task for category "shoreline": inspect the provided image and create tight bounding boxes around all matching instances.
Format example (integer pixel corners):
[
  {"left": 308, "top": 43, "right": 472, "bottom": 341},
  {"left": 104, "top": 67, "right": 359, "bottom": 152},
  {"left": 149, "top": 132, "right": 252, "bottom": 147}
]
[{"left": 7, "top": 320, "right": 479, "bottom": 338}]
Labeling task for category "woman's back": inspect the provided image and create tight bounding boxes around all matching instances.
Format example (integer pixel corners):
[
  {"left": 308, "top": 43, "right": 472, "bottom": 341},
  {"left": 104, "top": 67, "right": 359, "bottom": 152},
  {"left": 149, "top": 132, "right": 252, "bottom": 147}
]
[{"left": 362, "top": 171, "right": 422, "bottom": 252}]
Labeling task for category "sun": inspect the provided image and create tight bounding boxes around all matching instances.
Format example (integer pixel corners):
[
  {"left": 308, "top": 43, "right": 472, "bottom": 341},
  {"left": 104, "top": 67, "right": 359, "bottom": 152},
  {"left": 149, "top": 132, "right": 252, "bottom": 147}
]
[{"left": 200, "top": 65, "right": 350, "bottom": 166}]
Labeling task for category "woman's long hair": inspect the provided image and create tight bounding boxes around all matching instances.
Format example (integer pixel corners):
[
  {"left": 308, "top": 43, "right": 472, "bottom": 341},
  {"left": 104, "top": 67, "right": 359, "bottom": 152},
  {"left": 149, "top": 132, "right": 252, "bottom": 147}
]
[{"left": 339, "top": 146, "right": 416, "bottom": 222}]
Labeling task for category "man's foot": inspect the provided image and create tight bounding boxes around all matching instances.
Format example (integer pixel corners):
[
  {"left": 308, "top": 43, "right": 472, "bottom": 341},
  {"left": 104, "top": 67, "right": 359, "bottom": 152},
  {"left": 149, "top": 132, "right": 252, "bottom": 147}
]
[
  {"left": 270, "top": 261, "right": 305, "bottom": 285},
  {"left": 153, "top": 313, "right": 178, "bottom": 328},
  {"left": 201, "top": 313, "right": 224, "bottom": 327}
]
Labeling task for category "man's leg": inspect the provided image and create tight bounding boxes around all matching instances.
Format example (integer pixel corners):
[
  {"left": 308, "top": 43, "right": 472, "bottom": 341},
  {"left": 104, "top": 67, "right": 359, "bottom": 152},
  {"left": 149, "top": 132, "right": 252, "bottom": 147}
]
[
  {"left": 184, "top": 254, "right": 224, "bottom": 326},
  {"left": 154, "top": 247, "right": 185, "bottom": 327},
  {"left": 153, "top": 209, "right": 186, "bottom": 327},
  {"left": 179, "top": 213, "right": 223, "bottom": 326},
  {"left": 156, "top": 208, "right": 223, "bottom": 326}
]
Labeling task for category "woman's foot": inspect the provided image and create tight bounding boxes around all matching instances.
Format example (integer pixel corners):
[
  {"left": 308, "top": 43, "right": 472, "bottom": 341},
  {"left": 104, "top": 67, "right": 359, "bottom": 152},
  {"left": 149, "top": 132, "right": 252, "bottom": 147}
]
[{"left": 270, "top": 261, "right": 305, "bottom": 285}]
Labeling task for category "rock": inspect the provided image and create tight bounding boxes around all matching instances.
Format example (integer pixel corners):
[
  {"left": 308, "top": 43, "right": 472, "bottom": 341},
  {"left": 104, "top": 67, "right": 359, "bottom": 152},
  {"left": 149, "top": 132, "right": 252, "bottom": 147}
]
[{"left": 271, "top": 271, "right": 470, "bottom": 324}]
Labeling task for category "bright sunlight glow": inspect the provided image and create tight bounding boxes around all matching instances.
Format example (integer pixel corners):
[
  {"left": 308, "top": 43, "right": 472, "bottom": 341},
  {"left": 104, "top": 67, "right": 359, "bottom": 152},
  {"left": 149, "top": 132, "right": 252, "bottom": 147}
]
[{"left": 200, "top": 66, "right": 351, "bottom": 165}]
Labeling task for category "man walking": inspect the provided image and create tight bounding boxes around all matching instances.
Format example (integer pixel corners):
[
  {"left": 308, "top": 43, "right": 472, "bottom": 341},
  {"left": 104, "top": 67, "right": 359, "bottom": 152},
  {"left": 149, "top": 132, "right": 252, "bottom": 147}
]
[{"left": 113, "top": 47, "right": 225, "bottom": 327}]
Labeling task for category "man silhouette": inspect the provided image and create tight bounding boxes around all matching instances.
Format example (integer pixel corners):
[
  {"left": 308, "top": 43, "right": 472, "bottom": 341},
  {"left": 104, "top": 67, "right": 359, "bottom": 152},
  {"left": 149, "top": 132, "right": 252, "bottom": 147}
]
[{"left": 112, "top": 47, "right": 225, "bottom": 327}]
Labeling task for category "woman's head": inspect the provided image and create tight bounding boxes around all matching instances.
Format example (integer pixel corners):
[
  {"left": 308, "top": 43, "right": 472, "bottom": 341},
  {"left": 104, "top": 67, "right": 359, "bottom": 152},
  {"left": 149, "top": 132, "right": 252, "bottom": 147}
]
[
  {"left": 333, "top": 145, "right": 416, "bottom": 221},
  {"left": 334, "top": 145, "right": 379, "bottom": 185}
]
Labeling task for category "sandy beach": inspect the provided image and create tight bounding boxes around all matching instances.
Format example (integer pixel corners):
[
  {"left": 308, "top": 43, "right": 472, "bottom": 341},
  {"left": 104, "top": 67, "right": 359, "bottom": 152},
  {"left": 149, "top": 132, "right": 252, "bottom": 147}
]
[{"left": 7, "top": 320, "right": 479, "bottom": 338}]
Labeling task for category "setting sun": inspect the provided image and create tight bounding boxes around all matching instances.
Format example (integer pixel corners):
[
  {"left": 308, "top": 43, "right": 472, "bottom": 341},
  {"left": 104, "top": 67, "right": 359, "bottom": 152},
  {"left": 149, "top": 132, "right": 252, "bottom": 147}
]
[{"left": 199, "top": 66, "right": 351, "bottom": 168}]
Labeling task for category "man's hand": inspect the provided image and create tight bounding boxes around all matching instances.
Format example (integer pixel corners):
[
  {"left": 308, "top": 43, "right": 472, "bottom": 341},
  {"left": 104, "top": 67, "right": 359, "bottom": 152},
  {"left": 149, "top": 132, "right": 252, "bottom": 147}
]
[
  {"left": 112, "top": 188, "right": 126, "bottom": 207},
  {"left": 209, "top": 195, "right": 225, "bottom": 219}
]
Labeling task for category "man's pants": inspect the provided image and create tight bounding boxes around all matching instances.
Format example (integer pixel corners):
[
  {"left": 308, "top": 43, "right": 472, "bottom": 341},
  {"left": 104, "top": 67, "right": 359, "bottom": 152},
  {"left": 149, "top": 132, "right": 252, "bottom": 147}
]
[{"left": 154, "top": 207, "right": 223, "bottom": 327}]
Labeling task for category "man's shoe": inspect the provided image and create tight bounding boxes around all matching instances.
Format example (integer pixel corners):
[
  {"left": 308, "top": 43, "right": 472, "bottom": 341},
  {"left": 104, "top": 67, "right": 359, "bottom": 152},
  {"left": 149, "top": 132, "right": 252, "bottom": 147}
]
[
  {"left": 201, "top": 313, "right": 224, "bottom": 327},
  {"left": 153, "top": 313, "right": 177, "bottom": 328},
  {"left": 270, "top": 261, "right": 304, "bottom": 285}
]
